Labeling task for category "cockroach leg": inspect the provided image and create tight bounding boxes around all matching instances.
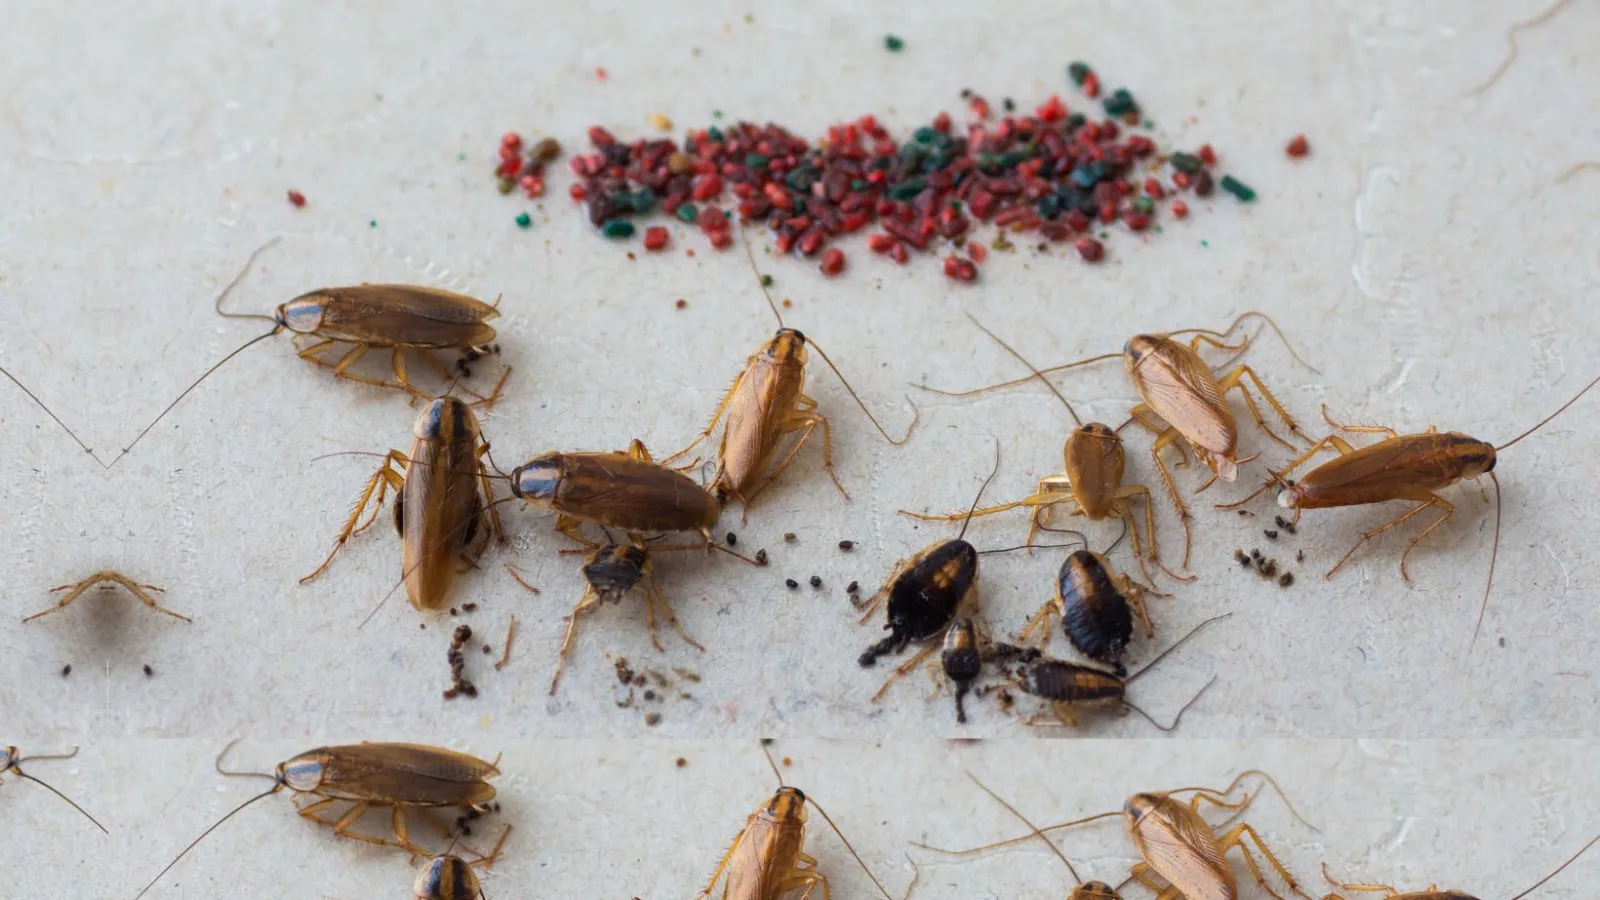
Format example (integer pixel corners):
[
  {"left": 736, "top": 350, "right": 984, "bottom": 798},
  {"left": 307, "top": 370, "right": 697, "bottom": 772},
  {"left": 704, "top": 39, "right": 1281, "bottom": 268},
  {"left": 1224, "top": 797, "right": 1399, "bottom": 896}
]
[
  {"left": 643, "top": 575, "right": 704, "bottom": 654},
  {"left": 734, "top": 396, "right": 847, "bottom": 518},
  {"left": 1212, "top": 365, "right": 1308, "bottom": 449},
  {"left": 1208, "top": 822, "right": 1314, "bottom": 900},
  {"left": 1317, "top": 864, "right": 1405, "bottom": 898},
  {"left": 300, "top": 450, "right": 409, "bottom": 584},
  {"left": 24, "top": 571, "right": 191, "bottom": 624},
  {"left": 298, "top": 798, "right": 434, "bottom": 863},
  {"left": 1320, "top": 404, "right": 1405, "bottom": 440},
  {"left": 1326, "top": 494, "right": 1455, "bottom": 582},
  {"left": 870, "top": 643, "right": 939, "bottom": 703},
  {"left": 1147, "top": 426, "right": 1195, "bottom": 568},
  {"left": 662, "top": 371, "right": 744, "bottom": 466}
]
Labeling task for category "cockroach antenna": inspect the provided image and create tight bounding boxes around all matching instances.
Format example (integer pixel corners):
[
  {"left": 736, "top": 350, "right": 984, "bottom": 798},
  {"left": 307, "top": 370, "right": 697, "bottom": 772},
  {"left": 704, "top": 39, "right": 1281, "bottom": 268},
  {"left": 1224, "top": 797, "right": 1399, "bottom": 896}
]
[
  {"left": 957, "top": 438, "right": 1003, "bottom": 543},
  {"left": 1, "top": 746, "right": 107, "bottom": 833}
]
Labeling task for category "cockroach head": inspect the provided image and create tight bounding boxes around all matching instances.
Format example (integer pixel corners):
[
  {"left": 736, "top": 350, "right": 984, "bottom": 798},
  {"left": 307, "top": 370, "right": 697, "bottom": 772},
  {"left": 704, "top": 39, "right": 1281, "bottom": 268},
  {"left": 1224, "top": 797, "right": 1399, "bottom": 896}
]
[
  {"left": 508, "top": 455, "right": 561, "bottom": 505},
  {"left": 764, "top": 785, "right": 809, "bottom": 819},
  {"left": 765, "top": 328, "right": 809, "bottom": 363},
  {"left": 1123, "top": 335, "right": 1161, "bottom": 364}
]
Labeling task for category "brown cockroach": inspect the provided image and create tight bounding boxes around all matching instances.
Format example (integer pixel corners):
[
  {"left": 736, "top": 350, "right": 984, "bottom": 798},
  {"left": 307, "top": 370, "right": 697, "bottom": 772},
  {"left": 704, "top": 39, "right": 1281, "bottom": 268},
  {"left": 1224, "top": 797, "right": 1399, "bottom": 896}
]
[
  {"left": 300, "top": 389, "right": 509, "bottom": 615},
  {"left": 924, "top": 312, "right": 1315, "bottom": 567},
  {"left": 134, "top": 741, "right": 507, "bottom": 899},
  {"left": 21, "top": 570, "right": 191, "bottom": 624},
  {"left": 1, "top": 746, "right": 107, "bottom": 832},
  {"left": 904, "top": 314, "right": 1175, "bottom": 584},
  {"left": 694, "top": 743, "right": 898, "bottom": 900},
  {"left": 1226, "top": 371, "right": 1600, "bottom": 647},
  {"left": 509, "top": 439, "right": 722, "bottom": 546},
  {"left": 1007, "top": 613, "right": 1229, "bottom": 730},
  {"left": 923, "top": 769, "right": 1317, "bottom": 900},
  {"left": 114, "top": 238, "right": 510, "bottom": 467},
  {"left": 962, "top": 771, "right": 1125, "bottom": 900},
  {"left": 1318, "top": 833, "right": 1600, "bottom": 900},
  {"left": 662, "top": 238, "right": 917, "bottom": 520}
]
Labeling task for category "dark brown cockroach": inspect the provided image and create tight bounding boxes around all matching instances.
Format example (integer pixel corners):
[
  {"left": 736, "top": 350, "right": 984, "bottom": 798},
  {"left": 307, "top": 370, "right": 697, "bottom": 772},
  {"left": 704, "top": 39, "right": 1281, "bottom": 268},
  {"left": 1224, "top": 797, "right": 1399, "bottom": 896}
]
[
  {"left": 1, "top": 746, "right": 107, "bottom": 832},
  {"left": 1319, "top": 833, "right": 1600, "bottom": 900},
  {"left": 662, "top": 238, "right": 917, "bottom": 520},
  {"left": 134, "top": 741, "right": 506, "bottom": 900},
  {"left": 924, "top": 769, "right": 1317, "bottom": 900},
  {"left": 1226, "top": 371, "right": 1600, "bottom": 647},
  {"left": 510, "top": 440, "right": 722, "bottom": 546},
  {"left": 924, "top": 312, "right": 1315, "bottom": 567},
  {"left": 905, "top": 314, "right": 1177, "bottom": 584},
  {"left": 412, "top": 828, "right": 514, "bottom": 900},
  {"left": 1020, "top": 528, "right": 1161, "bottom": 677},
  {"left": 21, "top": 571, "right": 191, "bottom": 624},
  {"left": 300, "top": 391, "right": 507, "bottom": 615},
  {"left": 114, "top": 238, "right": 511, "bottom": 467},
  {"left": 938, "top": 616, "right": 1040, "bottom": 725},
  {"left": 961, "top": 771, "right": 1124, "bottom": 900},
  {"left": 1008, "top": 613, "right": 1231, "bottom": 730},
  {"left": 0, "top": 364, "right": 96, "bottom": 460},
  {"left": 695, "top": 743, "right": 898, "bottom": 900}
]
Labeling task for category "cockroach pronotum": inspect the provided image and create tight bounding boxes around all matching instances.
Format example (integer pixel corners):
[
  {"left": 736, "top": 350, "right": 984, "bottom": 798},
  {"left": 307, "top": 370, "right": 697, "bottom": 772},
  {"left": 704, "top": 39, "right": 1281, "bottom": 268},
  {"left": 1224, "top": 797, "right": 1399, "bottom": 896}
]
[
  {"left": 113, "top": 238, "right": 511, "bottom": 468},
  {"left": 1, "top": 746, "right": 107, "bottom": 833},
  {"left": 1318, "top": 832, "right": 1600, "bottom": 900},
  {"left": 905, "top": 314, "right": 1177, "bottom": 584},
  {"left": 693, "top": 743, "right": 900, "bottom": 900},
  {"left": 922, "top": 769, "right": 1318, "bottom": 900},
  {"left": 134, "top": 741, "right": 507, "bottom": 900},
  {"left": 924, "top": 312, "right": 1316, "bottom": 567},
  {"left": 300, "top": 391, "right": 508, "bottom": 616},
  {"left": 509, "top": 439, "right": 722, "bottom": 546},
  {"left": 1007, "top": 613, "right": 1230, "bottom": 730},
  {"left": 21, "top": 570, "right": 191, "bottom": 624},
  {"left": 662, "top": 236, "right": 917, "bottom": 520},
  {"left": 1225, "top": 370, "right": 1600, "bottom": 647}
]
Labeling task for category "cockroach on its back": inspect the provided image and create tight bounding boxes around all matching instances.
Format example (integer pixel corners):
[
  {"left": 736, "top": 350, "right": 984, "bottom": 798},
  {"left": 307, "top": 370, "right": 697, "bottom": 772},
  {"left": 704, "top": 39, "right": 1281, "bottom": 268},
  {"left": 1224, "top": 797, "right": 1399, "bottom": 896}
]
[
  {"left": 21, "top": 570, "right": 191, "bottom": 625},
  {"left": 114, "top": 238, "right": 512, "bottom": 468},
  {"left": 135, "top": 742, "right": 508, "bottom": 899},
  {"left": 1318, "top": 833, "right": 1599, "bottom": 900},
  {"left": 510, "top": 440, "right": 722, "bottom": 545},
  {"left": 663, "top": 235, "right": 917, "bottom": 520},
  {"left": 1, "top": 746, "right": 107, "bottom": 833}
]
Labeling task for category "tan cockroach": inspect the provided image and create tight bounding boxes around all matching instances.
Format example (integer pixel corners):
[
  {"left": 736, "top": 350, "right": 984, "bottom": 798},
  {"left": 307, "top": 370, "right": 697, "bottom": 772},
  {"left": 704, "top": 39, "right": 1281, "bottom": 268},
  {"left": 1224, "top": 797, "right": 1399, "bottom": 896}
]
[
  {"left": 662, "top": 237, "right": 917, "bottom": 520},
  {"left": 961, "top": 771, "right": 1126, "bottom": 900},
  {"left": 1318, "top": 833, "right": 1600, "bottom": 900},
  {"left": 134, "top": 741, "right": 507, "bottom": 900},
  {"left": 1, "top": 746, "right": 108, "bottom": 832},
  {"left": 694, "top": 744, "right": 900, "bottom": 900},
  {"left": 21, "top": 570, "right": 191, "bottom": 624},
  {"left": 114, "top": 238, "right": 511, "bottom": 468},
  {"left": 904, "top": 314, "right": 1175, "bottom": 585},
  {"left": 300, "top": 388, "right": 509, "bottom": 615},
  {"left": 921, "top": 769, "right": 1317, "bottom": 900},
  {"left": 1223, "top": 371, "right": 1600, "bottom": 648},
  {"left": 924, "top": 312, "right": 1316, "bottom": 567},
  {"left": 509, "top": 439, "right": 723, "bottom": 546}
]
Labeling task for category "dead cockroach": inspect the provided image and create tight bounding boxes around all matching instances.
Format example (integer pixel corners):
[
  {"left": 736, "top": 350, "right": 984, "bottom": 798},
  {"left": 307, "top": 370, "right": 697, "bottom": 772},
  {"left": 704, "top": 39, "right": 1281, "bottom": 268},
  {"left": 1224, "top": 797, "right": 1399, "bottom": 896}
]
[
  {"left": 1, "top": 746, "right": 107, "bottom": 832},
  {"left": 904, "top": 314, "right": 1175, "bottom": 584},
  {"left": 693, "top": 743, "right": 898, "bottom": 900},
  {"left": 21, "top": 570, "right": 191, "bottom": 624},
  {"left": 1017, "top": 524, "right": 1158, "bottom": 676},
  {"left": 923, "top": 312, "right": 1316, "bottom": 567},
  {"left": 1008, "top": 613, "right": 1230, "bottom": 730},
  {"left": 412, "top": 828, "right": 514, "bottom": 900},
  {"left": 510, "top": 439, "right": 723, "bottom": 546},
  {"left": 923, "top": 769, "right": 1317, "bottom": 900},
  {"left": 134, "top": 741, "right": 506, "bottom": 900},
  {"left": 114, "top": 238, "right": 511, "bottom": 467},
  {"left": 1319, "top": 832, "right": 1600, "bottom": 900},
  {"left": 961, "top": 771, "right": 1125, "bottom": 900},
  {"left": 1231, "top": 371, "right": 1600, "bottom": 646},
  {"left": 938, "top": 616, "right": 1040, "bottom": 725},
  {"left": 300, "top": 391, "right": 508, "bottom": 616},
  {"left": 662, "top": 237, "right": 917, "bottom": 520}
]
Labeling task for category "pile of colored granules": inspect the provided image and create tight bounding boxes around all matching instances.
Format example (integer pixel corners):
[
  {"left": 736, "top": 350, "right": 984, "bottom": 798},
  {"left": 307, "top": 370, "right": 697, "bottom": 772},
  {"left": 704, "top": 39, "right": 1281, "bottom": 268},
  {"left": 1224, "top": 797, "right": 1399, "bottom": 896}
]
[
  {"left": 494, "top": 133, "right": 563, "bottom": 200},
  {"left": 539, "top": 66, "right": 1256, "bottom": 281}
]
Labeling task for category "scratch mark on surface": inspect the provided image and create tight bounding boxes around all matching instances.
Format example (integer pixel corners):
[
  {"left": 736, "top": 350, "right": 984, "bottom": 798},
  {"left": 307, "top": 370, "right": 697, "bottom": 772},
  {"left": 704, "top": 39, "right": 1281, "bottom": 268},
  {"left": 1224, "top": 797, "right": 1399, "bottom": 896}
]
[
  {"left": 1542, "top": 543, "right": 1570, "bottom": 593},
  {"left": 1385, "top": 815, "right": 1416, "bottom": 851},
  {"left": 1466, "top": 0, "right": 1580, "bottom": 95},
  {"left": 1556, "top": 161, "right": 1600, "bottom": 184},
  {"left": 1351, "top": 166, "right": 1400, "bottom": 302}
]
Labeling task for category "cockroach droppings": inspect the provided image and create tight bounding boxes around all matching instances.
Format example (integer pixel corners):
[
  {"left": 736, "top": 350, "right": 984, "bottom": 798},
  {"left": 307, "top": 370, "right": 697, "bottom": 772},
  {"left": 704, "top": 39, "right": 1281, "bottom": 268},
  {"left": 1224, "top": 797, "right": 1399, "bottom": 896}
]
[
  {"left": 675, "top": 298, "right": 688, "bottom": 309},
  {"left": 463, "top": 602, "right": 478, "bottom": 612},
  {"left": 676, "top": 757, "right": 688, "bottom": 768},
  {"left": 1296, "top": 550, "right": 1305, "bottom": 563},
  {"left": 838, "top": 539, "right": 854, "bottom": 551},
  {"left": 143, "top": 664, "right": 154, "bottom": 677},
  {"left": 1264, "top": 529, "right": 1278, "bottom": 541},
  {"left": 846, "top": 580, "right": 860, "bottom": 594},
  {"left": 785, "top": 578, "right": 799, "bottom": 590},
  {"left": 644, "top": 713, "right": 661, "bottom": 726},
  {"left": 783, "top": 532, "right": 797, "bottom": 543},
  {"left": 1233, "top": 548, "right": 1250, "bottom": 567},
  {"left": 61, "top": 664, "right": 71, "bottom": 677},
  {"left": 809, "top": 575, "right": 822, "bottom": 588},
  {"left": 726, "top": 531, "right": 738, "bottom": 547},
  {"left": 754, "top": 549, "right": 769, "bottom": 566},
  {"left": 1278, "top": 572, "right": 1294, "bottom": 587}
]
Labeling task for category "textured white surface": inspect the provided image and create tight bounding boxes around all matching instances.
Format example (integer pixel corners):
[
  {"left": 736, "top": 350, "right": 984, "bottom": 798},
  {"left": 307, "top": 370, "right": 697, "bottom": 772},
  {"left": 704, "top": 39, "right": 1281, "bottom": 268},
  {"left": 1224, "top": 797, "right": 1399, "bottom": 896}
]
[
  {"left": 5, "top": 740, "right": 1599, "bottom": 899},
  {"left": 2, "top": 1, "right": 1598, "bottom": 746}
]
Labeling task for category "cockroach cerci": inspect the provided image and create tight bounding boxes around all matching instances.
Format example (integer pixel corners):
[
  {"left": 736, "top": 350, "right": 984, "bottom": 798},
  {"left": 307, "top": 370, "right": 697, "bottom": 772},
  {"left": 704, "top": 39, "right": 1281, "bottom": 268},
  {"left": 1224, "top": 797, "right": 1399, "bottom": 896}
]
[
  {"left": 924, "top": 312, "right": 1316, "bottom": 568},
  {"left": 1, "top": 746, "right": 107, "bottom": 832},
  {"left": 662, "top": 235, "right": 917, "bottom": 520},
  {"left": 907, "top": 314, "right": 1178, "bottom": 583},
  {"left": 134, "top": 741, "right": 506, "bottom": 899},
  {"left": 21, "top": 571, "right": 191, "bottom": 624},
  {"left": 1318, "top": 832, "right": 1599, "bottom": 900},
  {"left": 114, "top": 238, "right": 511, "bottom": 467},
  {"left": 300, "top": 391, "right": 508, "bottom": 616}
]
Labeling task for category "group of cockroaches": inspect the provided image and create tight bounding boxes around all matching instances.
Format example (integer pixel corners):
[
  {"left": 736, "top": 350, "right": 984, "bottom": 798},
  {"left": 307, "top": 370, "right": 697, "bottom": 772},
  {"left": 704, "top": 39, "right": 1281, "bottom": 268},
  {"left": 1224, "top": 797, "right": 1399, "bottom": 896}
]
[
  {"left": 8, "top": 219, "right": 1600, "bottom": 719},
  {"left": 8, "top": 740, "right": 1597, "bottom": 900}
]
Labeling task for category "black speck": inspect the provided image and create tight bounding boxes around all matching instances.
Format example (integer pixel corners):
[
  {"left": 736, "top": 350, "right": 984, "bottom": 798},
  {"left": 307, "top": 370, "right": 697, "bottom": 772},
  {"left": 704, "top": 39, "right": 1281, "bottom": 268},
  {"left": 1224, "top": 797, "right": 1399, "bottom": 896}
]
[
  {"left": 1264, "top": 529, "right": 1278, "bottom": 540},
  {"left": 838, "top": 540, "right": 854, "bottom": 551},
  {"left": 643, "top": 689, "right": 657, "bottom": 701},
  {"left": 726, "top": 531, "right": 738, "bottom": 547},
  {"left": 644, "top": 713, "right": 662, "bottom": 726},
  {"left": 1250, "top": 548, "right": 1262, "bottom": 560},
  {"left": 1296, "top": 550, "right": 1304, "bottom": 562},
  {"left": 61, "top": 664, "right": 71, "bottom": 677},
  {"left": 449, "top": 607, "right": 459, "bottom": 616},
  {"left": 463, "top": 602, "right": 478, "bottom": 612},
  {"left": 784, "top": 532, "right": 797, "bottom": 542},
  {"left": 785, "top": 578, "right": 799, "bottom": 589},
  {"left": 809, "top": 575, "right": 822, "bottom": 588},
  {"left": 1498, "top": 637, "right": 1506, "bottom": 648},
  {"left": 755, "top": 549, "right": 768, "bottom": 565},
  {"left": 1278, "top": 572, "right": 1294, "bottom": 587},
  {"left": 143, "top": 664, "right": 154, "bottom": 677},
  {"left": 846, "top": 580, "right": 860, "bottom": 594}
]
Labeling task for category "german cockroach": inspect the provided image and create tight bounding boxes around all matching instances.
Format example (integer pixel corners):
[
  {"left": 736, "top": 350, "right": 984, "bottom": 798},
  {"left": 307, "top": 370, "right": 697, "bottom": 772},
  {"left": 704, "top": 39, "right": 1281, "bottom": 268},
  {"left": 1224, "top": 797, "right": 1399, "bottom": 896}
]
[
  {"left": 1318, "top": 833, "right": 1599, "bottom": 900},
  {"left": 115, "top": 238, "right": 510, "bottom": 467},
  {"left": 924, "top": 769, "right": 1317, "bottom": 900},
  {"left": 134, "top": 741, "right": 506, "bottom": 900},
  {"left": 905, "top": 314, "right": 1174, "bottom": 584},
  {"left": 412, "top": 828, "right": 515, "bottom": 900},
  {"left": 1226, "top": 370, "right": 1600, "bottom": 646},
  {"left": 924, "top": 313, "right": 1315, "bottom": 567},
  {"left": 694, "top": 744, "right": 898, "bottom": 900},
  {"left": 300, "top": 390, "right": 508, "bottom": 615},
  {"left": 510, "top": 439, "right": 721, "bottom": 545},
  {"left": 21, "top": 570, "right": 191, "bottom": 624},
  {"left": 662, "top": 238, "right": 917, "bottom": 520},
  {"left": 1019, "top": 526, "right": 1158, "bottom": 676},
  {"left": 938, "top": 616, "right": 1040, "bottom": 724},
  {"left": 1, "top": 746, "right": 107, "bottom": 832},
  {"left": 1008, "top": 613, "right": 1229, "bottom": 730},
  {"left": 961, "top": 771, "right": 1124, "bottom": 900}
]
